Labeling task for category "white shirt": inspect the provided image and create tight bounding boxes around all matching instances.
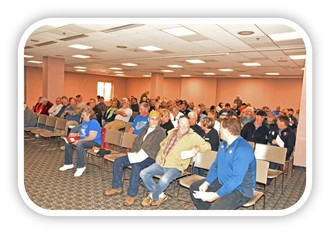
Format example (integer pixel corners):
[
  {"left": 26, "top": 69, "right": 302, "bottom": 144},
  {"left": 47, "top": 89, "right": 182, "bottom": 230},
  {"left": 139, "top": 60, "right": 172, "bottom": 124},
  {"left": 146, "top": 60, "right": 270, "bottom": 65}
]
[{"left": 48, "top": 103, "right": 63, "bottom": 116}]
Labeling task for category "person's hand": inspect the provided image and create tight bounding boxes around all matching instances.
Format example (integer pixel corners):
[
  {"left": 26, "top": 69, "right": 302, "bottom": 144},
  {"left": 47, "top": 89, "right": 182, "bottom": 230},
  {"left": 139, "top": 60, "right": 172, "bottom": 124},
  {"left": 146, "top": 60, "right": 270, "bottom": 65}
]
[
  {"left": 192, "top": 145, "right": 201, "bottom": 155},
  {"left": 199, "top": 181, "right": 209, "bottom": 192},
  {"left": 200, "top": 192, "right": 220, "bottom": 202}
]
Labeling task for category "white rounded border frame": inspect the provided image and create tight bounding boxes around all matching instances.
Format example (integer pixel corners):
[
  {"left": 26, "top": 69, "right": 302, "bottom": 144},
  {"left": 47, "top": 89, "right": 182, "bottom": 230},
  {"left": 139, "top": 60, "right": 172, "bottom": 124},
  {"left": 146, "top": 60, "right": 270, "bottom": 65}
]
[{"left": 17, "top": 17, "right": 312, "bottom": 217}]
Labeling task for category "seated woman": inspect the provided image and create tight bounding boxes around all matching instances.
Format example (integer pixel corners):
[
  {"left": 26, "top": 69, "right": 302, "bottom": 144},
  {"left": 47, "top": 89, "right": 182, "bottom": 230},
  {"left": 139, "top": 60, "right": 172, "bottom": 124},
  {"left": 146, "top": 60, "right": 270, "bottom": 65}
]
[{"left": 59, "top": 105, "right": 102, "bottom": 177}]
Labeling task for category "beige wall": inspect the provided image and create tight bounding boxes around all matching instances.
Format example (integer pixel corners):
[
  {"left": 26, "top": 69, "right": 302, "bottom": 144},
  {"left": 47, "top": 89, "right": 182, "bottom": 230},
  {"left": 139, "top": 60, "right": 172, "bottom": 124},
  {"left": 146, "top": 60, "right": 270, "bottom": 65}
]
[{"left": 25, "top": 67, "right": 302, "bottom": 111}]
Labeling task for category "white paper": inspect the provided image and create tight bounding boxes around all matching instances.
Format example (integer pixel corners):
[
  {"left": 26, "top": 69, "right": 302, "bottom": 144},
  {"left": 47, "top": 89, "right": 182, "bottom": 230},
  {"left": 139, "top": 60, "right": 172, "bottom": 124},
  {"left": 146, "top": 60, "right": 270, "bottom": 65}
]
[
  {"left": 181, "top": 150, "right": 197, "bottom": 159},
  {"left": 192, "top": 191, "right": 206, "bottom": 199},
  {"left": 275, "top": 134, "right": 285, "bottom": 147},
  {"left": 127, "top": 149, "right": 149, "bottom": 164}
]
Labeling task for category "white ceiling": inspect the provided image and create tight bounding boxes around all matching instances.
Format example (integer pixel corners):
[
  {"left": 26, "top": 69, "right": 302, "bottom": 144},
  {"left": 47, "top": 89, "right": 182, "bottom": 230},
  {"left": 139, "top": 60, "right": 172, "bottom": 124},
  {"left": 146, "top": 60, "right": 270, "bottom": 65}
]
[{"left": 23, "top": 20, "right": 306, "bottom": 79}]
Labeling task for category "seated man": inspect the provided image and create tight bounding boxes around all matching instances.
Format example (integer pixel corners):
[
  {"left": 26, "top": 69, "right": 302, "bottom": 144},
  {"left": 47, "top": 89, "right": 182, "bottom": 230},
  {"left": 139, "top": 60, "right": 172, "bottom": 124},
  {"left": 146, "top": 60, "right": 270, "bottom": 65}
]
[
  {"left": 189, "top": 117, "right": 256, "bottom": 210},
  {"left": 140, "top": 116, "right": 211, "bottom": 208},
  {"left": 103, "top": 110, "right": 166, "bottom": 206},
  {"left": 241, "top": 109, "right": 269, "bottom": 144},
  {"left": 104, "top": 99, "right": 132, "bottom": 130},
  {"left": 59, "top": 105, "right": 102, "bottom": 177},
  {"left": 127, "top": 102, "right": 150, "bottom": 135}
]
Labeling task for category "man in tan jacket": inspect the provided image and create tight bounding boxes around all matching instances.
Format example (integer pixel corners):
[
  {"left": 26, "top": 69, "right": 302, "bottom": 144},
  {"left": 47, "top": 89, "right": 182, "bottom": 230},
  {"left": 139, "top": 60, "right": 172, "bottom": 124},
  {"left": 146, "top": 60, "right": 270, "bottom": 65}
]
[{"left": 140, "top": 116, "right": 211, "bottom": 208}]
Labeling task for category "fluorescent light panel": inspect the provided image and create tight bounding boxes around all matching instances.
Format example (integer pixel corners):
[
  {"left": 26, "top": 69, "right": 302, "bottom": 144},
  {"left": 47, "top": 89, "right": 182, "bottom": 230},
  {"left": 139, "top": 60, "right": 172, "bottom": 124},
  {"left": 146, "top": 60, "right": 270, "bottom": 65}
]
[
  {"left": 27, "top": 60, "right": 42, "bottom": 64},
  {"left": 269, "top": 31, "right": 301, "bottom": 41},
  {"left": 72, "top": 54, "right": 91, "bottom": 59},
  {"left": 122, "top": 63, "right": 138, "bottom": 66},
  {"left": 240, "top": 74, "right": 251, "bottom": 77},
  {"left": 167, "top": 65, "right": 183, "bottom": 68},
  {"left": 109, "top": 67, "right": 122, "bottom": 70},
  {"left": 265, "top": 72, "right": 279, "bottom": 75},
  {"left": 161, "top": 70, "right": 173, "bottom": 73},
  {"left": 69, "top": 44, "right": 93, "bottom": 50},
  {"left": 243, "top": 62, "right": 261, "bottom": 66},
  {"left": 219, "top": 68, "right": 233, "bottom": 72},
  {"left": 74, "top": 66, "right": 87, "bottom": 69},
  {"left": 162, "top": 27, "right": 197, "bottom": 37},
  {"left": 139, "top": 46, "right": 163, "bottom": 51},
  {"left": 186, "top": 59, "right": 205, "bottom": 64},
  {"left": 24, "top": 55, "right": 33, "bottom": 58},
  {"left": 289, "top": 55, "right": 306, "bottom": 60},
  {"left": 203, "top": 72, "right": 215, "bottom": 75}
]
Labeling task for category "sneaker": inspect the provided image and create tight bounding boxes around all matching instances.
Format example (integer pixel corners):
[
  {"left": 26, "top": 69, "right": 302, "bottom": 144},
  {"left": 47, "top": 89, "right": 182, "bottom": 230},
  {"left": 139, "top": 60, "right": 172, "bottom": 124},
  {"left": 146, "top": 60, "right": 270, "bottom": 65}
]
[
  {"left": 60, "top": 146, "right": 65, "bottom": 150},
  {"left": 103, "top": 188, "right": 123, "bottom": 197},
  {"left": 123, "top": 196, "right": 136, "bottom": 206},
  {"left": 151, "top": 194, "right": 168, "bottom": 207},
  {"left": 141, "top": 195, "right": 153, "bottom": 207},
  {"left": 59, "top": 164, "right": 74, "bottom": 171},
  {"left": 74, "top": 167, "right": 86, "bottom": 177}
]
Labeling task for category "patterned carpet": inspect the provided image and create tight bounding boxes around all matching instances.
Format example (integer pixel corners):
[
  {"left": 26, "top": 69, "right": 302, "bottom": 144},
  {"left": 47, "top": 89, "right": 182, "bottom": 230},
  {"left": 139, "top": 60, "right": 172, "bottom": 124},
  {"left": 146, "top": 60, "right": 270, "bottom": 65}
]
[{"left": 23, "top": 133, "right": 306, "bottom": 212}]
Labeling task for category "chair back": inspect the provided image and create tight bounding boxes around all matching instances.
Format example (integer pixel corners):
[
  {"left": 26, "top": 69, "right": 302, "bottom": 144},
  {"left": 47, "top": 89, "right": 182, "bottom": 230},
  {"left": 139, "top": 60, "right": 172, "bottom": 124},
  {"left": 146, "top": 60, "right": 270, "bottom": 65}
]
[
  {"left": 194, "top": 150, "right": 217, "bottom": 170},
  {"left": 44, "top": 116, "right": 57, "bottom": 130},
  {"left": 254, "top": 143, "right": 287, "bottom": 166},
  {"left": 124, "top": 122, "right": 133, "bottom": 132},
  {"left": 104, "top": 129, "right": 123, "bottom": 147},
  {"left": 248, "top": 141, "right": 255, "bottom": 150},
  {"left": 121, "top": 132, "right": 137, "bottom": 149},
  {"left": 37, "top": 114, "right": 48, "bottom": 127},
  {"left": 54, "top": 118, "right": 67, "bottom": 135},
  {"left": 256, "top": 159, "right": 269, "bottom": 185}
]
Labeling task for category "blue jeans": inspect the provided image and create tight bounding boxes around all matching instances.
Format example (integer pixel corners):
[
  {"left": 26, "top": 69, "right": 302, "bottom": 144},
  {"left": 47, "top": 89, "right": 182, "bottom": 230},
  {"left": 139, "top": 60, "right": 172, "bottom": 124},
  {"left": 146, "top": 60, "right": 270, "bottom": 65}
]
[
  {"left": 64, "top": 141, "right": 100, "bottom": 168},
  {"left": 189, "top": 179, "right": 250, "bottom": 210},
  {"left": 140, "top": 163, "right": 181, "bottom": 200},
  {"left": 112, "top": 156, "right": 155, "bottom": 197}
]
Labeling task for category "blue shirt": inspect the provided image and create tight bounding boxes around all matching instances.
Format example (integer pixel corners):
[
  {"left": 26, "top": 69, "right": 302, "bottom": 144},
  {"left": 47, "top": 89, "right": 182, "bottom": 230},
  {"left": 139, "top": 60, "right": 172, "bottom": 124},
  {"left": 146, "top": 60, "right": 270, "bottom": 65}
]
[
  {"left": 205, "top": 136, "right": 256, "bottom": 198},
  {"left": 132, "top": 114, "right": 149, "bottom": 135},
  {"left": 79, "top": 119, "right": 102, "bottom": 145}
]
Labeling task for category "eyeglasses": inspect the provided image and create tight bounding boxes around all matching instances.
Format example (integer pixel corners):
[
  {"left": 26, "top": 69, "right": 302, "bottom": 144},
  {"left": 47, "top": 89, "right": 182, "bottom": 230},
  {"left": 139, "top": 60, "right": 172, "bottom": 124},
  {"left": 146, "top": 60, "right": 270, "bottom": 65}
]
[{"left": 149, "top": 117, "right": 159, "bottom": 121}]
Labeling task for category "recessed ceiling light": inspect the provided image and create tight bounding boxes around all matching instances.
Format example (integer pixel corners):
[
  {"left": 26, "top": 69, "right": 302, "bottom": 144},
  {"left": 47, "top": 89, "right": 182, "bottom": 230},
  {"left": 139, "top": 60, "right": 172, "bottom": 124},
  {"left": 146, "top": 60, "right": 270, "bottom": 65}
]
[
  {"left": 72, "top": 54, "right": 91, "bottom": 59},
  {"left": 186, "top": 59, "right": 205, "bottom": 64},
  {"left": 113, "top": 71, "right": 124, "bottom": 74},
  {"left": 289, "top": 55, "right": 306, "bottom": 60},
  {"left": 109, "top": 67, "right": 122, "bottom": 70},
  {"left": 243, "top": 62, "right": 261, "bottom": 66},
  {"left": 269, "top": 31, "right": 301, "bottom": 41},
  {"left": 203, "top": 72, "right": 215, "bottom": 75},
  {"left": 122, "top": 63, "right": 138, "bottom": 66},
  {"left": 68, "top": 44, "right": 93, "bottom": 50},
  {"left": 238, "top": 31, "right": 254, "bottom": 36},
  {"left": 219, "top": 68, "right": 233, "bottom": 72},
  {"left": 74, "top": 66, "right": 87, "bottom": 69},
  {"left": 161, "top": 70, "right": 173, "bottom": 73},
  {"left": 181, "top": 74, "right": 191, "bottom": 77},
  {"left": 27, "top": 60, "right": 42, "bottom": 64},
  {"left": 240, "top": 74, "right": 251, "bottom": 77},
  {"left": 265, "top": 72, "right": 280, "bottom": 76},
  {"left": 143, "top": 74, "right": 151, "bottom": 77},
  {"left": 139, "top": 46, "right": 163, "bottom": 51},
  {"left": 115, "top": 74, "right": 125, "bottom": 76},
  {"left": 167, "top": 65, "right": 183, "bottom": 68},
  {"left": 162, "top": 27, "right": 197, "bottom": 37},
  {"left": 76, "top": 69, "right": 86, "bottom": 72},
  {"left": 24, "top": 54, "right": 33, "bottom": 58}
]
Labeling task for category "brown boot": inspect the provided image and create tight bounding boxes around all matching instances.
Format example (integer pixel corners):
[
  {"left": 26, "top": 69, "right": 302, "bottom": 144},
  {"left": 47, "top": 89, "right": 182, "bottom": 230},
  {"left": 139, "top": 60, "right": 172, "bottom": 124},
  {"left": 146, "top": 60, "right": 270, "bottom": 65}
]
[
  {"left": 141, "top": 195, "right": 153, "bottom": 207},
  {"left": 123, "top": 196, "right": 136, "bottom": 206},
  {"left": 103, "top": 188, "right": 123, "bottom": 197}
]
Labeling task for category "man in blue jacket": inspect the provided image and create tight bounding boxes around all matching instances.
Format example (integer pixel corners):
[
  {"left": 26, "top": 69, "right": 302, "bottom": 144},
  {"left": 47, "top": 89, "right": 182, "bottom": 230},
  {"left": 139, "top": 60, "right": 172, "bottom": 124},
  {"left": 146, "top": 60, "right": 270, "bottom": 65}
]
[{"left": 189, "top": 117, "right": 256, "bottom": 210}]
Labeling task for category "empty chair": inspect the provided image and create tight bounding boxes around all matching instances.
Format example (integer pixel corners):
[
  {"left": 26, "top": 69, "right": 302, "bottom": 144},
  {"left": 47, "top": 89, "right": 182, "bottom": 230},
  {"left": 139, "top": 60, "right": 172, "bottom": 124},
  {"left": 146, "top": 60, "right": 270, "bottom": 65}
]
[
  {"left": 31, "top": 115, "right": 57, "bottom": 136},
  {"left": 254, "top": 143, "right": 287, "bottom": 194},
  {"left": 241, "top": 159, "right": 269, "bottom": 209},
  {"left": 24, "top": 114, "right": 48, "bottom": 133},
  {"left": 39, "top": 118, "right": 67, "bottom": 147},
  {"left": 179, "top": 150, "right": 217, "bottom": 193}
]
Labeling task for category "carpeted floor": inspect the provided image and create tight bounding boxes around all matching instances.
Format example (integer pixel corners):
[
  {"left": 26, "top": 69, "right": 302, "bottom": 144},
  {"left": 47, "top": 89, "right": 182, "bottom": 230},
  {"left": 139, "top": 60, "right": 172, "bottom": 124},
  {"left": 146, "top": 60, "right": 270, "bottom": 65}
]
[{"left": 23, "top": 133, "right": 306, "bottom": 212}]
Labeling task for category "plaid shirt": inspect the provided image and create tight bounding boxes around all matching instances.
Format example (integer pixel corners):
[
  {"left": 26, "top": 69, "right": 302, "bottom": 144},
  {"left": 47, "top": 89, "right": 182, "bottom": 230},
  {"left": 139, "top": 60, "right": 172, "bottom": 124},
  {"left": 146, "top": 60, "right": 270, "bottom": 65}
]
[{"left": 163, "top": 130, "right": 180, "bottom": 157}]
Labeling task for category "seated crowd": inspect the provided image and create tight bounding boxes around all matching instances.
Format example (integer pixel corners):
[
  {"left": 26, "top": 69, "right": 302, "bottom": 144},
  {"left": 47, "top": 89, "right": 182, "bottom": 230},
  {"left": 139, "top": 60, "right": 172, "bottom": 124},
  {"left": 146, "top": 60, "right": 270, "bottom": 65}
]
[{"left": 25, "top": 92, "right": 298, "bottom": 210}]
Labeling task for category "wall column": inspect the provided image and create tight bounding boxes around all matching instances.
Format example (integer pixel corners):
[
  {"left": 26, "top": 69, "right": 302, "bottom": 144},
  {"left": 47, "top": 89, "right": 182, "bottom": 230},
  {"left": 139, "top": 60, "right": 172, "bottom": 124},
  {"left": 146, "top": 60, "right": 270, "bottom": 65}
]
[
  {"left": 42, "top": 56, "right": 65, "bottom": 101},
  {"left": 150, "top": 72, "right": 164, "bottom": 99}
]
